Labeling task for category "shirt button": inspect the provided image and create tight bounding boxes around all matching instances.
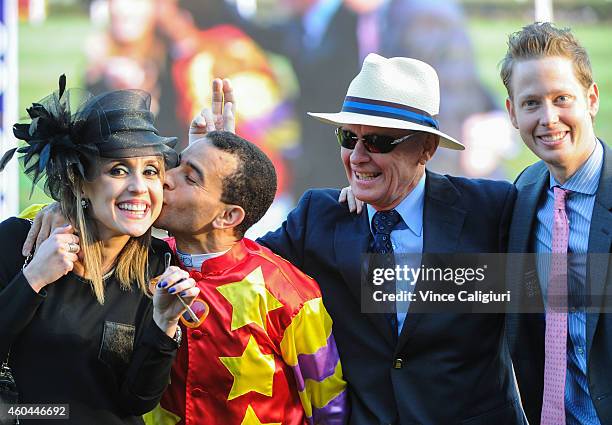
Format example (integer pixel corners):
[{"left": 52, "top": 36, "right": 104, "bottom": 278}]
[
  {"left": 192, "top": 330, "right": 203, "bottom": 339},
  {"left": 577, "top": 347, "right": 585, "bottom": 355},
  {"left": 393, "top": 358, "right": 403, "bottom": 369},
  {"left": 192, "top": 387, "right": 207, "bottom": 398}
]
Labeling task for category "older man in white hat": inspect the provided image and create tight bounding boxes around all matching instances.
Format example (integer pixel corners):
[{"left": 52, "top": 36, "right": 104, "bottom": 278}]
[{"left": 259, "top": 54, "right": 527, "bottom": 424}]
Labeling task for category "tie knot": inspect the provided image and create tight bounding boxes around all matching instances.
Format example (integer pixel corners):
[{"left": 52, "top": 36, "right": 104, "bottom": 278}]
[
  {"left": 372, "top": 209, "right": 402, "bottom": 236},
  {"left": 553, "top": 186, "right": 570, "bottom": 210}
]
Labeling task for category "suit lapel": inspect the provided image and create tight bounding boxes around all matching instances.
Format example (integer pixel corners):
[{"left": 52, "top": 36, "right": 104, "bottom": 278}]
[
  {"left": 334, "top": 209, "right": 397, "bottom": 345},
  {"left": 396, "top": 172, "right": 466, "bottom": 350},
  {"left": 509, "top": 169, "right": 549, "bottom": 253},
  {"left": 586, "top": 143, "right": 612, "bottom": 355},
  {"left": 505, "top": 166, "right": 549, "bottom": 346}
]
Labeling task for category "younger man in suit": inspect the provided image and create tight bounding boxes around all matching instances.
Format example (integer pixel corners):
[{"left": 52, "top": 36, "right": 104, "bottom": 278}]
[{"left": 502, "top": 22, "right": 612, "bottom": 425}]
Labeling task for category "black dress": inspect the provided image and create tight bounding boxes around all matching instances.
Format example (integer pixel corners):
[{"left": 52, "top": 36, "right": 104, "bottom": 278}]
[{"left": 0, "top": 217, "right": 177, "bottom": 425}]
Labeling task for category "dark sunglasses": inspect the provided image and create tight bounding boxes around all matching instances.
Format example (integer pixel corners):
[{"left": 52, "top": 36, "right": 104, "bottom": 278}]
[
  {"left": 335, "top": 128, "right": 421, "bottom": 153},
  {"left": 180, "top": 298, "right": 209, "bottom": 328}
]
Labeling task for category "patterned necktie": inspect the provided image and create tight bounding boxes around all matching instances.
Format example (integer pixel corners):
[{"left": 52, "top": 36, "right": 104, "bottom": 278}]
[
  {"left": 371, "top": 210, "right": 402, "bottom": 336},
  {"left": 541, "top": 187, "right": 570, "bottom": 425}
]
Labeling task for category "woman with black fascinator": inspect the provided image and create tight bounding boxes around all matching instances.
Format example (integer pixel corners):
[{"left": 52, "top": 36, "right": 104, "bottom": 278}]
[{"left": 0, "top": 76, "right": 199, "bottom": 424}]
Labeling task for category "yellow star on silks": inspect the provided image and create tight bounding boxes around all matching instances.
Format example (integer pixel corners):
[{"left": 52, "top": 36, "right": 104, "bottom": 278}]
[
  {"left": 240, "top": 405, "right": 281, "bottom": 425},
  {"left": 217, "top": 267, "right": 283, "bottom": 331},
  {"left": 142, "top": 403, "right": 181, "bottom": 425},
  {"left": 219, "top": 335, "right": 276, "bottom": 400}
]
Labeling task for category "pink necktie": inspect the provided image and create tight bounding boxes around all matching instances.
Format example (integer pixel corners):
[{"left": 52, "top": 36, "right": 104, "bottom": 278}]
[{"left": 541, "top": 187, "right": 570, "bottom": 425}]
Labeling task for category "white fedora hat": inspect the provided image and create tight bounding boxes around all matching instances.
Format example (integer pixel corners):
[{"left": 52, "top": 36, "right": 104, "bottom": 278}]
[{"left": 308, "top": 53, "right": 464, "bottom": 150}]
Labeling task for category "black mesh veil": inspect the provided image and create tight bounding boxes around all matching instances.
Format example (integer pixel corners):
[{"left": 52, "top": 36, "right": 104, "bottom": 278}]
[{"left": 0, "top": 75, "right": 178, "bottom": 200}]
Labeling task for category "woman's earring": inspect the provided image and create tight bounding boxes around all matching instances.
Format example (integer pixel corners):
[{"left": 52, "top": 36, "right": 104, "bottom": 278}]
[{"left": 81, "top": 198, "right": 89, "bottom": 209}]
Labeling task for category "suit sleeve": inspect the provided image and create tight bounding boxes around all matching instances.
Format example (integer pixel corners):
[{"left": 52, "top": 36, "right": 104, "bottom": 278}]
[
  {"left": 258, "top": 190, "right": 314, "bottom": 269},
  {"left": 279, "top": 297, "right": 348, "bottom": 425},
  {"left": 497, "top": 184, "right": 517, "bottom": 253}
]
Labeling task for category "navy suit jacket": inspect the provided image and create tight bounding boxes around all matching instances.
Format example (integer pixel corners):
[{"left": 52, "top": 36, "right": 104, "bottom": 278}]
[
  {"left": 506, "top": 142, "right": 612, "bottom": 425},
  {"left": 259, "top": 171, "right": 525, "bottom": 425}
]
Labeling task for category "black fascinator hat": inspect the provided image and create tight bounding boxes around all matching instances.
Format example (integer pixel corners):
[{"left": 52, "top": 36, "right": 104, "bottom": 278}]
[{"left": 0, "top": 75, "right": 178, "bottom": 199}]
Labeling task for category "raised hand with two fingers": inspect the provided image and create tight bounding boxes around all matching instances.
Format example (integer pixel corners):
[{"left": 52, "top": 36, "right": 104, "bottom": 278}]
[{"left": 188, "top": 78, "right": 236, "bottom": 146}]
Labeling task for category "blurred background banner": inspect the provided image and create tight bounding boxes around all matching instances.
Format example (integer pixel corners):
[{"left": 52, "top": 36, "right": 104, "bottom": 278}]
[
  {"left": 2, "top": 0, "right": 612, "bottom": 233},
  {"left": 0, "top": 0, "right": 18, "bottom": 219}
]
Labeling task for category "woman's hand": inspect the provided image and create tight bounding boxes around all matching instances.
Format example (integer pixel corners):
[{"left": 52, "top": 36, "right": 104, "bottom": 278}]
[
  {"left": 152, "top": 266, "right": 200, "bottom": 337},
  {"left": 22, "top": 202, "right": 69, "bottom": 257},
  {"left": 22, "top": 225, "right": 80, "bottom": 293}
]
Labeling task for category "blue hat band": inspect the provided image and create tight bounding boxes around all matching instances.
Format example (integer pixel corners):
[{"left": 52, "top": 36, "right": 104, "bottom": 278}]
[{"left": 341, "top": 96, "right": 439, "bottom": 130}]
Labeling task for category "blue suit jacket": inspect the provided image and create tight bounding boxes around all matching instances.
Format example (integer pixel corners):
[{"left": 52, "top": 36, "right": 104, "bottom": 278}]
[
  {"left": 505, "top": 142, "right": 612, "bottom": 425},
  {"left": 259, "top": 171, "right": 525, "bottom": 425}
]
